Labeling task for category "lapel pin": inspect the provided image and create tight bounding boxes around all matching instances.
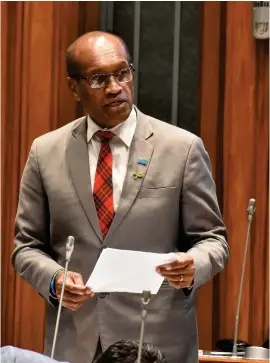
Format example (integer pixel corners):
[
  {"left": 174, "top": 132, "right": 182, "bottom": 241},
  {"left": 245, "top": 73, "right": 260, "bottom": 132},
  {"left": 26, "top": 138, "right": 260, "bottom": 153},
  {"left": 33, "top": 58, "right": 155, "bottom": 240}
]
[
  {"left": 133, "top": 172, "right": 145, "bottom": 180},
  {"left": 137, "top": 158, "right": 148, "bottom": 166}
]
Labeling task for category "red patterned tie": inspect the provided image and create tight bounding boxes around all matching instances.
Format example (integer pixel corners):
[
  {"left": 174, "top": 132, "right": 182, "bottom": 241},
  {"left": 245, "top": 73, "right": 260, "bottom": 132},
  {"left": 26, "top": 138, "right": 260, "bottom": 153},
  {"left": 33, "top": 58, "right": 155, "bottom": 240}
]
[{"left": 93, "top": 130, "right": 115, "bottom": 239}]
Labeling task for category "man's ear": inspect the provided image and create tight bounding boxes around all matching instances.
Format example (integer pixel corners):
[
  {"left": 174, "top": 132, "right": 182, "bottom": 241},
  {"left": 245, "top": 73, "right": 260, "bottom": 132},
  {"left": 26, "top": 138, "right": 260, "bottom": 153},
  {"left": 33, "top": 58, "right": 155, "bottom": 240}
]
[{"left": 67, "top": 77, "right": 81, "bottom": 102}]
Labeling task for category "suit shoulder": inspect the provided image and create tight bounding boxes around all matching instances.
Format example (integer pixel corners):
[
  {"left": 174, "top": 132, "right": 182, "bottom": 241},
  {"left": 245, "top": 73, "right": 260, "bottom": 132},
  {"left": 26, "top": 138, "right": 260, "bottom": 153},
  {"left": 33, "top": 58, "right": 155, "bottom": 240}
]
[
  {"left": 34, "top": 117, "right": 86, "bottom": 147},
  {"left": 149, "top": 116, "right": 199, "bottom": 145}
]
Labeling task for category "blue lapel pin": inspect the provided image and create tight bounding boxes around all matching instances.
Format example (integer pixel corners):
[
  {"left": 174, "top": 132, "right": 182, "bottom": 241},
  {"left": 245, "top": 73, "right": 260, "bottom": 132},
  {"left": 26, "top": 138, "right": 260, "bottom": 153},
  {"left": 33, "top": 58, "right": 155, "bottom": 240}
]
[{"left": 137, "top": 158, "right": 148, "bottom": 166}]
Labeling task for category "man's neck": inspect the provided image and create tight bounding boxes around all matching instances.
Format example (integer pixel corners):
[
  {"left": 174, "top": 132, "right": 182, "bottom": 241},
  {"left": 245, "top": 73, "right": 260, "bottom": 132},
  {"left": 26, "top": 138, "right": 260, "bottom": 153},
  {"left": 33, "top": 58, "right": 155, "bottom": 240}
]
[{"left": 90, "top": 118, "right": 125, "bottom": 130}]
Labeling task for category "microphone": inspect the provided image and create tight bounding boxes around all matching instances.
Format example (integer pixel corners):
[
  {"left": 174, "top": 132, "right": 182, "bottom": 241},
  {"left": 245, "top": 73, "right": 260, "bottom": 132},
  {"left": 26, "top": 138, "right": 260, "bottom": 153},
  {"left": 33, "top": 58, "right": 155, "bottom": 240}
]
[
  {"left": 51, "top": 236, "right": 75, "bottom": 359},
  {"left": 65, "top": 235, "right": 75, "bottom": 262},
  {"left": 137, "top": 290, "right": 151, "bottom": 363},
  {"left": 232, "top": 199, "right": 256, "bottom": 357},
  {"left": 213, "top": 199, "right": 256, "bottom": 357},
  {"left": 247, "top": 198, "right": 256, "bottom": 222}
]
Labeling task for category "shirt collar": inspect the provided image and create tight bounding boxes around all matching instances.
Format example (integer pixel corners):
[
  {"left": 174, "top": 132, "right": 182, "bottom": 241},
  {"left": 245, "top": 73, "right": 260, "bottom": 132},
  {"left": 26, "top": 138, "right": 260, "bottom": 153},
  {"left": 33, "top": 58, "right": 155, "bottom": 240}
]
[{"left": 87, "top": 107, "right": 137, "bottom": 148}]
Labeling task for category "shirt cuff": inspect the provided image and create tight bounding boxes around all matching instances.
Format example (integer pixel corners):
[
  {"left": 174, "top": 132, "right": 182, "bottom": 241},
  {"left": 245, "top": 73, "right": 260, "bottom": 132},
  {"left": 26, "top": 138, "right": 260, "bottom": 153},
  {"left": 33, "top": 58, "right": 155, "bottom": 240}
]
[{"left": 49, "top": 269, "right": 64, "bottom": 299}]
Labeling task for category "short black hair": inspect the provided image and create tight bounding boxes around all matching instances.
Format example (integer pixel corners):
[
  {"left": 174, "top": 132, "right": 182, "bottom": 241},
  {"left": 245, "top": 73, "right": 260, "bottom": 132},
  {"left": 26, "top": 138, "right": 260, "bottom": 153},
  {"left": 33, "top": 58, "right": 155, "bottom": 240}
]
[
  {"left": 94, "top": 340, "right": 167, "bottom": 363},
  {"left": 66, "top": 49, "right": 81, "bottom": 79},
  {"left": 66, "top": 31, "right": 132, "bottom": 78}
]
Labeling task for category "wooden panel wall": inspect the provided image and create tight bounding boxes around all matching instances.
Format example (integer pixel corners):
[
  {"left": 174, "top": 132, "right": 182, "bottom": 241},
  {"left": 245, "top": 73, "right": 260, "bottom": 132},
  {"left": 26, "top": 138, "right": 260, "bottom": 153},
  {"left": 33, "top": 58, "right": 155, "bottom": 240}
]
[
  {"left": 1, "top": 0, "right": 268, "bottom": 355},
  {"left": 198, "top": 1, "right": 269, "bottom": 349},
  {"left": 197, "top": 1, "right": 225, "bottom": 349},
  {"left": 1, "top": 1, "right": 100, "bottom": 350},
  {"left": 219, "top": 2, "right": 269, "bottom": 346}
]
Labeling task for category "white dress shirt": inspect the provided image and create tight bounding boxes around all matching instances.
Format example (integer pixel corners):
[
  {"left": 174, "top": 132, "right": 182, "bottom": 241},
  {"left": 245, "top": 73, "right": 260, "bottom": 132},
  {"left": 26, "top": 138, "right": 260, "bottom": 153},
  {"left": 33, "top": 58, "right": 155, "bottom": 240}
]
[{"left": 87, "top": 107, "right": 137, "bottom": 211}]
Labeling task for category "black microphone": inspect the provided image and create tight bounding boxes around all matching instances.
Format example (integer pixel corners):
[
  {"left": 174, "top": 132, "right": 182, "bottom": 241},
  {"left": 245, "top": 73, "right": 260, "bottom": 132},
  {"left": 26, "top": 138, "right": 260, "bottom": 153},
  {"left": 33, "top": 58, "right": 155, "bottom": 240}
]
[{"left": 51, "top": 236, "right": 75, "bottom": 359}]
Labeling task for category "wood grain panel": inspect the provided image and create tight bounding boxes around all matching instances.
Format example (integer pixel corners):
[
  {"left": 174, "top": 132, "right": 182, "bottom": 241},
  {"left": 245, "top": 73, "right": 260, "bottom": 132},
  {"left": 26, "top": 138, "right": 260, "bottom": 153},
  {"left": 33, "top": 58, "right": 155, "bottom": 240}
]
[
  {"left": 219, "top": 1, "right": 268, "bottom": 344},
  {"left": 2, "top": 0, "right": 268, "bottom": 355},
  {"left": 78, "top": 1, "right": 100, "bottom": 35},
  {"left": 220, "top": 1, "right": 256, "bottom": 341},
  {"left": 249, "top": 40, "right": 269, "bottom": 345},
  {"left": 1, "top": 1, "right": 24, "bottom": 346},
  {"left": 199, "top": 1, "right": 222, "bottom": 177},
  {"left": 1, "top": 1, "right": 100, "bottom": 351},
  {"left": 200, "top": 0, "right": 268, "bottom": 349},
  {"left": 197, "top": 1, "right": 222, "bottom": 350},
  {"left": 13, "top": 1, "right": 56, "bottom": 350},
  {"left": 50, "top": 2, "right": 80, "bottom": 129}
]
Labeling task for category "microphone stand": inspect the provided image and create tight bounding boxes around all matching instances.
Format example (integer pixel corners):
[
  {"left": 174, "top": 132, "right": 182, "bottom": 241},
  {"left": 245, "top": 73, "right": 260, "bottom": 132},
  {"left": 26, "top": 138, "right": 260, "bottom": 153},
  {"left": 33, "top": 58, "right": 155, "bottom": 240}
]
[
  {"left": 51, "top": 236, "right": 75, "bottom": 359},
  {"left": 137, "top": 290, "right": 151, "bottom": 363},
  {"left": 232, "top": 199, "right": 256, "bottom": 357}
]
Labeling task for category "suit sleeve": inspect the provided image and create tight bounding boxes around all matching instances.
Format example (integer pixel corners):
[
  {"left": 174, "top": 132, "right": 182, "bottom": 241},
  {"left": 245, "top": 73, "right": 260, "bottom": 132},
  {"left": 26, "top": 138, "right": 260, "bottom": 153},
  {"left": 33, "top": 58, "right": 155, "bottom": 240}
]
[
  {"left": 12, "top": 139, "right": 63, "bottom": 304},
  {"left": 181, "top": 137, "right": 229, "bottom": 294}
]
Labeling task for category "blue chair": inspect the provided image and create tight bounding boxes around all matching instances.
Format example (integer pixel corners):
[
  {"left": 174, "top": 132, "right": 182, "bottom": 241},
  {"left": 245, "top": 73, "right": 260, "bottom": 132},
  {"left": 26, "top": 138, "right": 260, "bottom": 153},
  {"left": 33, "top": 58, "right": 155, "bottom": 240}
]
[{"left": 0, "top": 346, "right": 69, "bottom": 363}]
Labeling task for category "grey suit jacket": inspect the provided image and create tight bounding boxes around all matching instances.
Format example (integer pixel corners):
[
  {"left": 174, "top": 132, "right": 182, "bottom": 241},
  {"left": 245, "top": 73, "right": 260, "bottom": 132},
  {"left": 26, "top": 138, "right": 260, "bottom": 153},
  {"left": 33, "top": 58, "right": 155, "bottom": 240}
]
[{"left": 12, "top": 108, "right": 229, "bottom": 363}]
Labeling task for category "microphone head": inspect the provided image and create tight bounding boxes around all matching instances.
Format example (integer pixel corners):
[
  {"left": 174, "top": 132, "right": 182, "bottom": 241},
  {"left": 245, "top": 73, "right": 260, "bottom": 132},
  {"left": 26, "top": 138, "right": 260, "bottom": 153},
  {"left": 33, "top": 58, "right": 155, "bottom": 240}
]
[
  {"left": 66, "top": 236, "right": 75, "bottom": 252},
  {"left": 65, "top": 236, "right": 75, "bottom": 262},
  {"left": 247, "top": 198, "right": 256, "bottom": 215},
  {"left": 142, "top": 290, "right": 151, "bottom": 305}
]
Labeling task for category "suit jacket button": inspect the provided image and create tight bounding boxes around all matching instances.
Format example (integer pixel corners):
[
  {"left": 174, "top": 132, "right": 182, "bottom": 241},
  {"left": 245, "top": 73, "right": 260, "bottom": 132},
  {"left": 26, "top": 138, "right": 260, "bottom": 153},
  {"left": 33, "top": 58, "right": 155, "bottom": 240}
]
[{"left": 99, "top": 293, "right": 107, "bottom": 298}]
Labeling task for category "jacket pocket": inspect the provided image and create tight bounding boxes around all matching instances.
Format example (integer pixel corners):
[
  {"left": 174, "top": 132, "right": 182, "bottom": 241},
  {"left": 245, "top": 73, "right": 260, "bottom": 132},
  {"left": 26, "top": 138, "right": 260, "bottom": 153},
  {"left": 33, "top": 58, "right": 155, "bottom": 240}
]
[{"left": 138, "top": 186, "right": 176, "bottom": 199}]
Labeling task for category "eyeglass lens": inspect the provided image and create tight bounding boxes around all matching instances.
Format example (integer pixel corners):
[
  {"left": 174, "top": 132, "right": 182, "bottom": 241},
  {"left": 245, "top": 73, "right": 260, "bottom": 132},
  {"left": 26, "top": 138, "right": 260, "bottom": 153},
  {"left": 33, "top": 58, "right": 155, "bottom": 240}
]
[{"left": 90, "top": 68, "right": 132, "bottom": 88}]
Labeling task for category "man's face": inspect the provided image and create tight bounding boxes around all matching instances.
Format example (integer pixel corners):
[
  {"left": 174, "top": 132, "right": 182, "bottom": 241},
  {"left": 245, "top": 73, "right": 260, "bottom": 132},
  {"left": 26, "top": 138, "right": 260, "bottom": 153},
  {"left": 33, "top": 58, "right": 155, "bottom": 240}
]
[{"left": 68, "top": 38, "right": 134, "bottom": 128}]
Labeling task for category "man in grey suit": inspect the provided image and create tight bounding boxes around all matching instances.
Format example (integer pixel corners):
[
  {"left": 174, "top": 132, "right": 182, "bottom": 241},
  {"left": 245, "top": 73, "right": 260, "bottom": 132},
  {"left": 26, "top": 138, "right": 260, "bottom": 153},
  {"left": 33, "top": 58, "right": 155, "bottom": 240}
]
[{"left": 12, "top": 31, "right": 229, "bottom": 363}]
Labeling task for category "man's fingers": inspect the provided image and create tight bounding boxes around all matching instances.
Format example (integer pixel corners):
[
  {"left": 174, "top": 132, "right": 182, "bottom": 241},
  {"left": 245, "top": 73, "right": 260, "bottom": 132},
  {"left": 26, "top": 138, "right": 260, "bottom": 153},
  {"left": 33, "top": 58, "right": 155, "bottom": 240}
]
[
  {"left": 157, "top": 256, "right": 193, "bottom": 271},
  {"left": 56, "top": 278, "right": 86, "bottom": 293},
  {"left": 71, "top": 272, "right": 84, "bottom": 286},
  {"left": 164, "top": 273, "right": 194, "bottom": 283},
  {"left": 62, "top": 283, "right": 89, "bottom": 294},
  {"left": 55, "top": 271, "right": 91, "bottom": 294},
  {"left": 156, "top": 253, "right": 195, "bottom": 291},
  {"left": 62, "top": 299, "right": 84, "bottom": 311},
  {"left": 56, "top": 283, "right": 93, "bottom": 300},
  {"left": 71, "top": 272, "right": 93, "bottom": 295},
  {"left": 56, "top": 290, "right": 92, "bottom": 303},
  {"left": 55, "top": 271, "right": 94, "bottom": 302},
  {"left": 156, "top": 266, "right": 195, "bottom": 276}
]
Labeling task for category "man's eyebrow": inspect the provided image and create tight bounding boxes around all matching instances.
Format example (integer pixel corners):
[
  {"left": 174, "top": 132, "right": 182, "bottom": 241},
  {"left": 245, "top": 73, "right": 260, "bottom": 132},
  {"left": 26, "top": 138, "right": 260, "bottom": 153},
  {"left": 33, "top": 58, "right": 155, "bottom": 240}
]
[
  {"left": 85, "top": 67, "right": 106, "bottom": 75},
  {"left": 85, "top": 62, "right": 129, "bottom": 75}
]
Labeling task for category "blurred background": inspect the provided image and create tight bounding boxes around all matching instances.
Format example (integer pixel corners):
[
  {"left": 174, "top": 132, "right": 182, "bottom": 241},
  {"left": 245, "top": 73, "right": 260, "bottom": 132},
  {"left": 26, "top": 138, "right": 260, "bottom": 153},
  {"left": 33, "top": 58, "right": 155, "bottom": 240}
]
[{"left": 1, "top": 0, "right": 269, "bottom": 354}]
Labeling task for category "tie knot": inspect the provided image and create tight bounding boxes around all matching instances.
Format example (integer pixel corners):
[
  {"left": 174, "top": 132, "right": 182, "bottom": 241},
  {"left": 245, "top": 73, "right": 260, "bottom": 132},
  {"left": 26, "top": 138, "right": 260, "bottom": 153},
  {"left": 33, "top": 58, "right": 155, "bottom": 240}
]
[{"left": 95, "top": 130, "right": 115, "bottom": 142}]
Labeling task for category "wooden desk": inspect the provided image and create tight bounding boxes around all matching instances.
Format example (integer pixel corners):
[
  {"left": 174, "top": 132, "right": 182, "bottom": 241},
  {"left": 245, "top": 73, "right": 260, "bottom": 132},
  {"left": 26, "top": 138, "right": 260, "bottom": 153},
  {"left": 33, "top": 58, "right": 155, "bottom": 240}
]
[{"left": 199, "top": 357, "right": 268, "bottom": 362}]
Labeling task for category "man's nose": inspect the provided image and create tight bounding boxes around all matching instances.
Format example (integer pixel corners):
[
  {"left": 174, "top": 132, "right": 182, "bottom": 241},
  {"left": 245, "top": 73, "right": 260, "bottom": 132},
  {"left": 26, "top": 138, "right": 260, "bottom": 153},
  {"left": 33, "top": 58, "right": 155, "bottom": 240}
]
[{"left": 105, "top": 75, "right": 123, "bottom": 94}]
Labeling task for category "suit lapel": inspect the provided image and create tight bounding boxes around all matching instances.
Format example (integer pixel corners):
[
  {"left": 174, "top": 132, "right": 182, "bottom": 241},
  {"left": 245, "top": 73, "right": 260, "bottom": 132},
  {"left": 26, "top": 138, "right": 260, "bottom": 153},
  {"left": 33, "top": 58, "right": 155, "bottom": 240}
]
[
  {"left": 105, "top": 110, "right": 154, "bottom": 241},
  {"left": 67, "top": 117, "right": 103, "bottom": 241}
]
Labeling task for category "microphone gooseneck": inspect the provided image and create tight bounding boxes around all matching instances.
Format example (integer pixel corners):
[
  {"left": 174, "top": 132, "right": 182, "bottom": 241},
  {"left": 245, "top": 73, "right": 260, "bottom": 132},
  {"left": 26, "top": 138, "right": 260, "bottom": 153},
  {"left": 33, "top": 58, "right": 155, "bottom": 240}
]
[
  {"left": 51, "top": 236, "right": 75, "bottom": 359},
  {"left": 232, "top": 199, "right": 256, "bottom": 357},
  {"left": 137, "top": 290, "right": 151, "bottom": 363}
]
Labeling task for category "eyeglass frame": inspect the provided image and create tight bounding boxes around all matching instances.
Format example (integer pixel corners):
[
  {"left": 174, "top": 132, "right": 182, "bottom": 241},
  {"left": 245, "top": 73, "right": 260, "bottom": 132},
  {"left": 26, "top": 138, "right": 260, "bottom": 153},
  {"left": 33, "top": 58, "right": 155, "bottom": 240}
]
[{"left": 70, "top": 63, "right": 135, "bottom": 89}]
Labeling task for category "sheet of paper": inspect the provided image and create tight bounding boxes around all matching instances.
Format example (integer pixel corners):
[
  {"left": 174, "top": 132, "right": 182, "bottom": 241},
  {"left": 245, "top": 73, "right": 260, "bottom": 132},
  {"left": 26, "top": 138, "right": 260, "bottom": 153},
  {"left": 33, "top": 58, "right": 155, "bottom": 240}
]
[{"left": 86, "top": 248, "right": 178, "bottom": 294}]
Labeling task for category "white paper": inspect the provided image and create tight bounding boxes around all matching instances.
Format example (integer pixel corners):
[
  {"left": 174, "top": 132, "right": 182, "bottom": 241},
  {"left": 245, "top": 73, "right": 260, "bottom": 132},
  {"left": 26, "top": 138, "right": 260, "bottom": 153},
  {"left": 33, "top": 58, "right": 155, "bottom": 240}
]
[{"left": 86, "top": 248, "right": 178, "bottom": 294}]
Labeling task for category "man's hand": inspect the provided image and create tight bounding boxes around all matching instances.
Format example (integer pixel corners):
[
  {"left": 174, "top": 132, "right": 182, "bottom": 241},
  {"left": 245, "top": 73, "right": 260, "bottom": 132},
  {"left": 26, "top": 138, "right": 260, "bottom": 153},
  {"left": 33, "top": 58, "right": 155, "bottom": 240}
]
[
  {"left": 55, "top": 271, "right": 94, "bottom": 311},
  {"left": 155, "top": 253, "right": 195, "bottom": 289}
]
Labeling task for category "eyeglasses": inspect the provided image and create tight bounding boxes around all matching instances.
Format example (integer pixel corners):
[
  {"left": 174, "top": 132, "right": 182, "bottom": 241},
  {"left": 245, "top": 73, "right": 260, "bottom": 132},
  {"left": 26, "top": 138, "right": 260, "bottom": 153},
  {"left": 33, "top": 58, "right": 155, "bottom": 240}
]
[{"left": 73, "top": 64, "right": 135, "bottom": 89}]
